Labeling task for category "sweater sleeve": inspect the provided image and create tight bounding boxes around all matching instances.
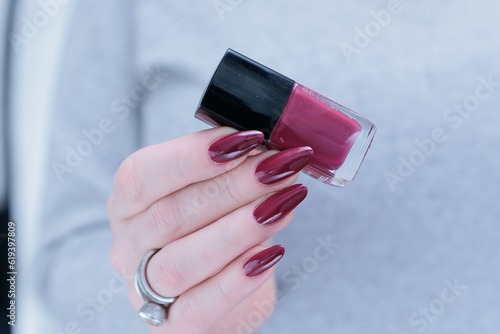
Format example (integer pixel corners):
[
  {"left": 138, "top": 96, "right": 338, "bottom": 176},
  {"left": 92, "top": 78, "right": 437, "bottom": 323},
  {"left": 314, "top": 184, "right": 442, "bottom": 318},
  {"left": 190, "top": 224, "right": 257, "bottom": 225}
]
[{"left": 35, "top": 1, "right": 149, "bottom": 332}]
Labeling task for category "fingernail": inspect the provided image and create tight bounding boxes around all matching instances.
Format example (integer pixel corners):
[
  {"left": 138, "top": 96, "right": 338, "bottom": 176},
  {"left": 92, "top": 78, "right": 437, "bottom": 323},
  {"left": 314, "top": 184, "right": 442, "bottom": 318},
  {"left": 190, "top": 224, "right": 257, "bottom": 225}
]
[
  {"left": 253, "top": 184, "right": 308, "bottom": 226},
  {"left": 208, "top": 130, "right": 264, "bottom": 163},
  {"left": 243, "top": 245, "right": 285, "bottom": 277},
  {"left": 255, "top": 147, "right": 313, "bottom": 185}
]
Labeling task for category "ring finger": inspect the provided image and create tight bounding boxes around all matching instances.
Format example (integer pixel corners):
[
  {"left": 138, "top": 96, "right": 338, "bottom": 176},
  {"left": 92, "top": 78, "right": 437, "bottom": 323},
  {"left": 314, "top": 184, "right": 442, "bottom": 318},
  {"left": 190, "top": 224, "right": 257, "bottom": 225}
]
[
  {"left": 130, "top": 244, "right": 285, "bottom": 333},
  {"left": 145, "top": 184, "right": 307, "bottom": 298}
]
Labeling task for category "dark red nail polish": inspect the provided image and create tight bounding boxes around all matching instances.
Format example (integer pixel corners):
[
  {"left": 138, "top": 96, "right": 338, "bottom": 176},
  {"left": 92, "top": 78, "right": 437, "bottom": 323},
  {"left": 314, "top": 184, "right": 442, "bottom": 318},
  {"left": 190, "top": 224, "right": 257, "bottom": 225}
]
[
  {"left": 208, "top": 130, "right": 264, "bottom": 163},
  {"left": 196, "top": 49, "right": 376, "bottom": 186},
  {"left": 254, "top": 184, "right": 308, "bottom": 226},
  {"left": 243, "top": 245, "right": 285, "bottom": 277},
  {"left": 255, "top": 147, "right": 313, "bottom": 185}
]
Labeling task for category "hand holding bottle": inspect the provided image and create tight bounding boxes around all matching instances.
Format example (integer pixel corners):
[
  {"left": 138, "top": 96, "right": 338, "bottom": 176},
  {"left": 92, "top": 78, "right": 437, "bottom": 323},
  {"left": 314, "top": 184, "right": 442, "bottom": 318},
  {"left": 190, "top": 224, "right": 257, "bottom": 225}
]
[{"left": 107, "top": 127, "right": 311, "bottom": 333}]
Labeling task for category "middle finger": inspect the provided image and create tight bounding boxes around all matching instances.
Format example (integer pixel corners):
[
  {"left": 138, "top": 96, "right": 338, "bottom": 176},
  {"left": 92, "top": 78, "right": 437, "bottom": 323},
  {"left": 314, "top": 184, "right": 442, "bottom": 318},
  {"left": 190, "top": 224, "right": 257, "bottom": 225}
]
[{"left": 126, "top": 146, "right": 313, "bottom": 253}]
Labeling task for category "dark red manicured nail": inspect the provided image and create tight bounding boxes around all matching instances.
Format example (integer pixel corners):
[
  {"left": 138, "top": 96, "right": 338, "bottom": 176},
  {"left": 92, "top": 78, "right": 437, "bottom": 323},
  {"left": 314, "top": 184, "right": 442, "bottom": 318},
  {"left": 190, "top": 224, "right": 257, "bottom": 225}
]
[
  {"left": 208, "top": 130, "right": 264, "bottom": 163},
  {"left": 253, "top": 184, "right": 308, "bottom": 226},
  {"left": 255, "top": 147, "right": 313, "bottom": 185},
  {"left": 243, "top": 245, "right": 285, "bottom": 277}
]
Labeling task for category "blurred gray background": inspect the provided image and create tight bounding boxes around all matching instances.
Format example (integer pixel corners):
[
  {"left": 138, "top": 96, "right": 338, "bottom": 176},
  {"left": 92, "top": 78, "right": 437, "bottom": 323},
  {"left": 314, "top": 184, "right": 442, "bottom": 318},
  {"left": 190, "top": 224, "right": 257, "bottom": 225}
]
[{"left": 4, "top": 0, "right": 500, "bottom": 333}]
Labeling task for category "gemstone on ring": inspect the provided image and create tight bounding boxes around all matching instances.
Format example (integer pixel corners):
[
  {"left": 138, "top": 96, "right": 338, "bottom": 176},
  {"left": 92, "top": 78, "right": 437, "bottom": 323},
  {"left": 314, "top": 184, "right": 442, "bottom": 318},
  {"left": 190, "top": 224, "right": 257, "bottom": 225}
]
[{"left": 138, "top": 301, "right": 167, "bottom": 326}]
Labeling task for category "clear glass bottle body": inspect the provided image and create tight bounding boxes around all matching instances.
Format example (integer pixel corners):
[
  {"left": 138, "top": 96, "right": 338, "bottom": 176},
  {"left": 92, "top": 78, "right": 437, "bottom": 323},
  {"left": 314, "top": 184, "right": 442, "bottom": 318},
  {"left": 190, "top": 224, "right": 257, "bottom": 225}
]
[{"left": 267, "top": 83, "right": 376, "bottom": 186}]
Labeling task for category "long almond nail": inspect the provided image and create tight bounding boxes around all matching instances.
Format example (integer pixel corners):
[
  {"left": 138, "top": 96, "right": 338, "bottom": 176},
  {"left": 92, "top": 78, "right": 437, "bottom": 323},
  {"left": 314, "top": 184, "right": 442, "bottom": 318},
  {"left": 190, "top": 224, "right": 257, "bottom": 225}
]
[
  {"left": 255, "top": 147, "right": 313, "bottom": 185},
  {"left": 208, "top": 130, "right": 264, "bottom": 163},
  {"left": 253, "top": 184, "right": 308, "bottom": 226},
  {"left": 243, "top": 245, "right": 285, "bottom": 277}
]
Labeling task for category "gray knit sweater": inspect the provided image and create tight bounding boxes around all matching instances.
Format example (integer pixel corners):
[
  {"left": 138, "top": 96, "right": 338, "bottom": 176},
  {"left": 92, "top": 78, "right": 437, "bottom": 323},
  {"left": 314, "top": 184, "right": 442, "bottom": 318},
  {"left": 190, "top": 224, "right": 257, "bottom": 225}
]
[{"left": 35, "top": 0, "right": 500, "bottom": 333}]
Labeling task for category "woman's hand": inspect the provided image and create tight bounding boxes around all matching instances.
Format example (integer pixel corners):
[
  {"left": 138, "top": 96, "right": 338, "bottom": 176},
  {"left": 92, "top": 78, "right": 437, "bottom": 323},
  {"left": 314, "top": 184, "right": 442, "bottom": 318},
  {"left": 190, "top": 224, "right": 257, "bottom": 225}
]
[{"left": 107, "top": 127, "right": 312, "bottom": 333}]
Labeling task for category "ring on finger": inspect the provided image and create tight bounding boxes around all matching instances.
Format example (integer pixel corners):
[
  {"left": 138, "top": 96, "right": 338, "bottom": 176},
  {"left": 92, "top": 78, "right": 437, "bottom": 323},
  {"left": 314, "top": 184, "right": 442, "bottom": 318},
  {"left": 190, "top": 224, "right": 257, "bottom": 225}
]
[{"left": 135, "top": 249, "right": 178, "bottom": 326}]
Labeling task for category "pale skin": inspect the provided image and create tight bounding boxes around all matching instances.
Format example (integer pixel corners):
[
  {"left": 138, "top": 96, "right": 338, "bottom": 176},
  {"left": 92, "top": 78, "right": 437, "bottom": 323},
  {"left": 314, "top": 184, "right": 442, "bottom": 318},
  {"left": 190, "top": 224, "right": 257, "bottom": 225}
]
[{"left": 107, "top": 127, "right": 306, "bottom": 333}]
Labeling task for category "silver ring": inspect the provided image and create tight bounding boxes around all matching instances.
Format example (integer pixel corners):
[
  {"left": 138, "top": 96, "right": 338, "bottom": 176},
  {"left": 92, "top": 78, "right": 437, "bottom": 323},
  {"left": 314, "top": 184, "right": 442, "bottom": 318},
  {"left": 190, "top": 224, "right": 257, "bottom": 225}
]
[{"left": 135, "top": 249, "right": 177, "bottom": 326}]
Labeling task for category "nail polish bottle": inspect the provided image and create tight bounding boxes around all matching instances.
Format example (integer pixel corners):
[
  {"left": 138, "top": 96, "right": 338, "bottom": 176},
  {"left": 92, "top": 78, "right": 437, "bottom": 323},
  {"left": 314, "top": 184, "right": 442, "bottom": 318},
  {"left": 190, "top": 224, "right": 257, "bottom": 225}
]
[{"left": 195, "top": 49, "right": 376, "bottom": 186}]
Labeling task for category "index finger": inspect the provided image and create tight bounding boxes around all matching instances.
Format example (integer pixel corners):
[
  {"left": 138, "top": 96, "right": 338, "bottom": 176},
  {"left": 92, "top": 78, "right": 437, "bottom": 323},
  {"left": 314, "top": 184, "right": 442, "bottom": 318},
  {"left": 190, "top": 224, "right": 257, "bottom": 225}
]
[{"left": 108, "top": 127, "right": 264, "bottom": 218}]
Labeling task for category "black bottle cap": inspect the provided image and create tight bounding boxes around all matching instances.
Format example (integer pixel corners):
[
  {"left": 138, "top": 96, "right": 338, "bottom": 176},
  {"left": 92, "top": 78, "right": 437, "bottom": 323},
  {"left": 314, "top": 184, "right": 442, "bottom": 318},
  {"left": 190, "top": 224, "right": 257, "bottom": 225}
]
[{"left": 196, "top": 49, "right": 295, "bottom": 139}]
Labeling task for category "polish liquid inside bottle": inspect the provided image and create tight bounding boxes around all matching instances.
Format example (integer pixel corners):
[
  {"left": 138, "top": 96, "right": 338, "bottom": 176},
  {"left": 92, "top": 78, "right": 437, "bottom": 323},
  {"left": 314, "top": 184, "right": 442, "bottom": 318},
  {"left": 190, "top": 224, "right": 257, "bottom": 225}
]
[{"left": 195, "top": 49, "right": 376, "bottom": 186}]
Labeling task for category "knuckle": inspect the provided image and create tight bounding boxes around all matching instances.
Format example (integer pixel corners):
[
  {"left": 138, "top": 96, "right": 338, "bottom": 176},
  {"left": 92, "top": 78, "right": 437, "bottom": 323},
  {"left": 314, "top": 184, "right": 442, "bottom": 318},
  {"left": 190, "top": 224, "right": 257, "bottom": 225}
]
[
  {"left": 215, "top": 278, "right": 237, "bottom": 305},
  {"left": 164, "top": 147, "right": 190, "bottom": 181},
  {"left": 170, "top": 195, "right": 190, "bottom": 228},
  {"left": 175, "top": 298, "right": 212, "bottom": 328},
  {"left": 217, "top": 173, "right": 245, "bottom": 205},
  {"left": 147, "top": 200, "right": 180, "bottom": 237},
  {"left": 151, "top": 255, "right": 186, "bottom": 294},
  {"left": 219, "top": 223, "right": 241, "bottom": 250},
  {"left": 114, "top": 155, "right": 145, "bottom": 205}
]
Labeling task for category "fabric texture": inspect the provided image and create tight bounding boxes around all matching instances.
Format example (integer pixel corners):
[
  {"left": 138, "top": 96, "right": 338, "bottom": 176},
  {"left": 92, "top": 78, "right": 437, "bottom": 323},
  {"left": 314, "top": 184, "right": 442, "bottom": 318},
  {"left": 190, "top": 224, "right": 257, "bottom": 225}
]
[
  {"left": 33, "top": 1, "right": 500, "bottom": 333},
  {"left": 0, "top": 0, "right": 9, "bottom": 210}
]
